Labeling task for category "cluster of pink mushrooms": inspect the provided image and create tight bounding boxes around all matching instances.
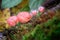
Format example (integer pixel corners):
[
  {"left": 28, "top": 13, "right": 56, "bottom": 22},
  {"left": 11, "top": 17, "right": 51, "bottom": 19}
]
[{"left": 7, "top": 6, "right": 45, "bottom": 26}]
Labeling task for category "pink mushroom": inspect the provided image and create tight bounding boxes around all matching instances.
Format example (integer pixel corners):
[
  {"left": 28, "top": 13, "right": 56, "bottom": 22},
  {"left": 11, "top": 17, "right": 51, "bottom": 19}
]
[
  {"left": 30, "top": 10, "right": 38, "bottom": 16},
  {"left": 17, "top": 12, "right": 32, "bottom": 23},
  {"left": 38, "top": 6, "right": 45, "bottom": 13},
  {"left": 7, "top": 16, "right": 18, "bottom": 26}
]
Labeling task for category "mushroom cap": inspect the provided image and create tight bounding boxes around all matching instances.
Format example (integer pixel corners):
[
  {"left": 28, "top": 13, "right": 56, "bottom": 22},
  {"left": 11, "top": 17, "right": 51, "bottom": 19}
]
[{"left": 17, "top": 12, "right": 32, "bottom": 23}]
